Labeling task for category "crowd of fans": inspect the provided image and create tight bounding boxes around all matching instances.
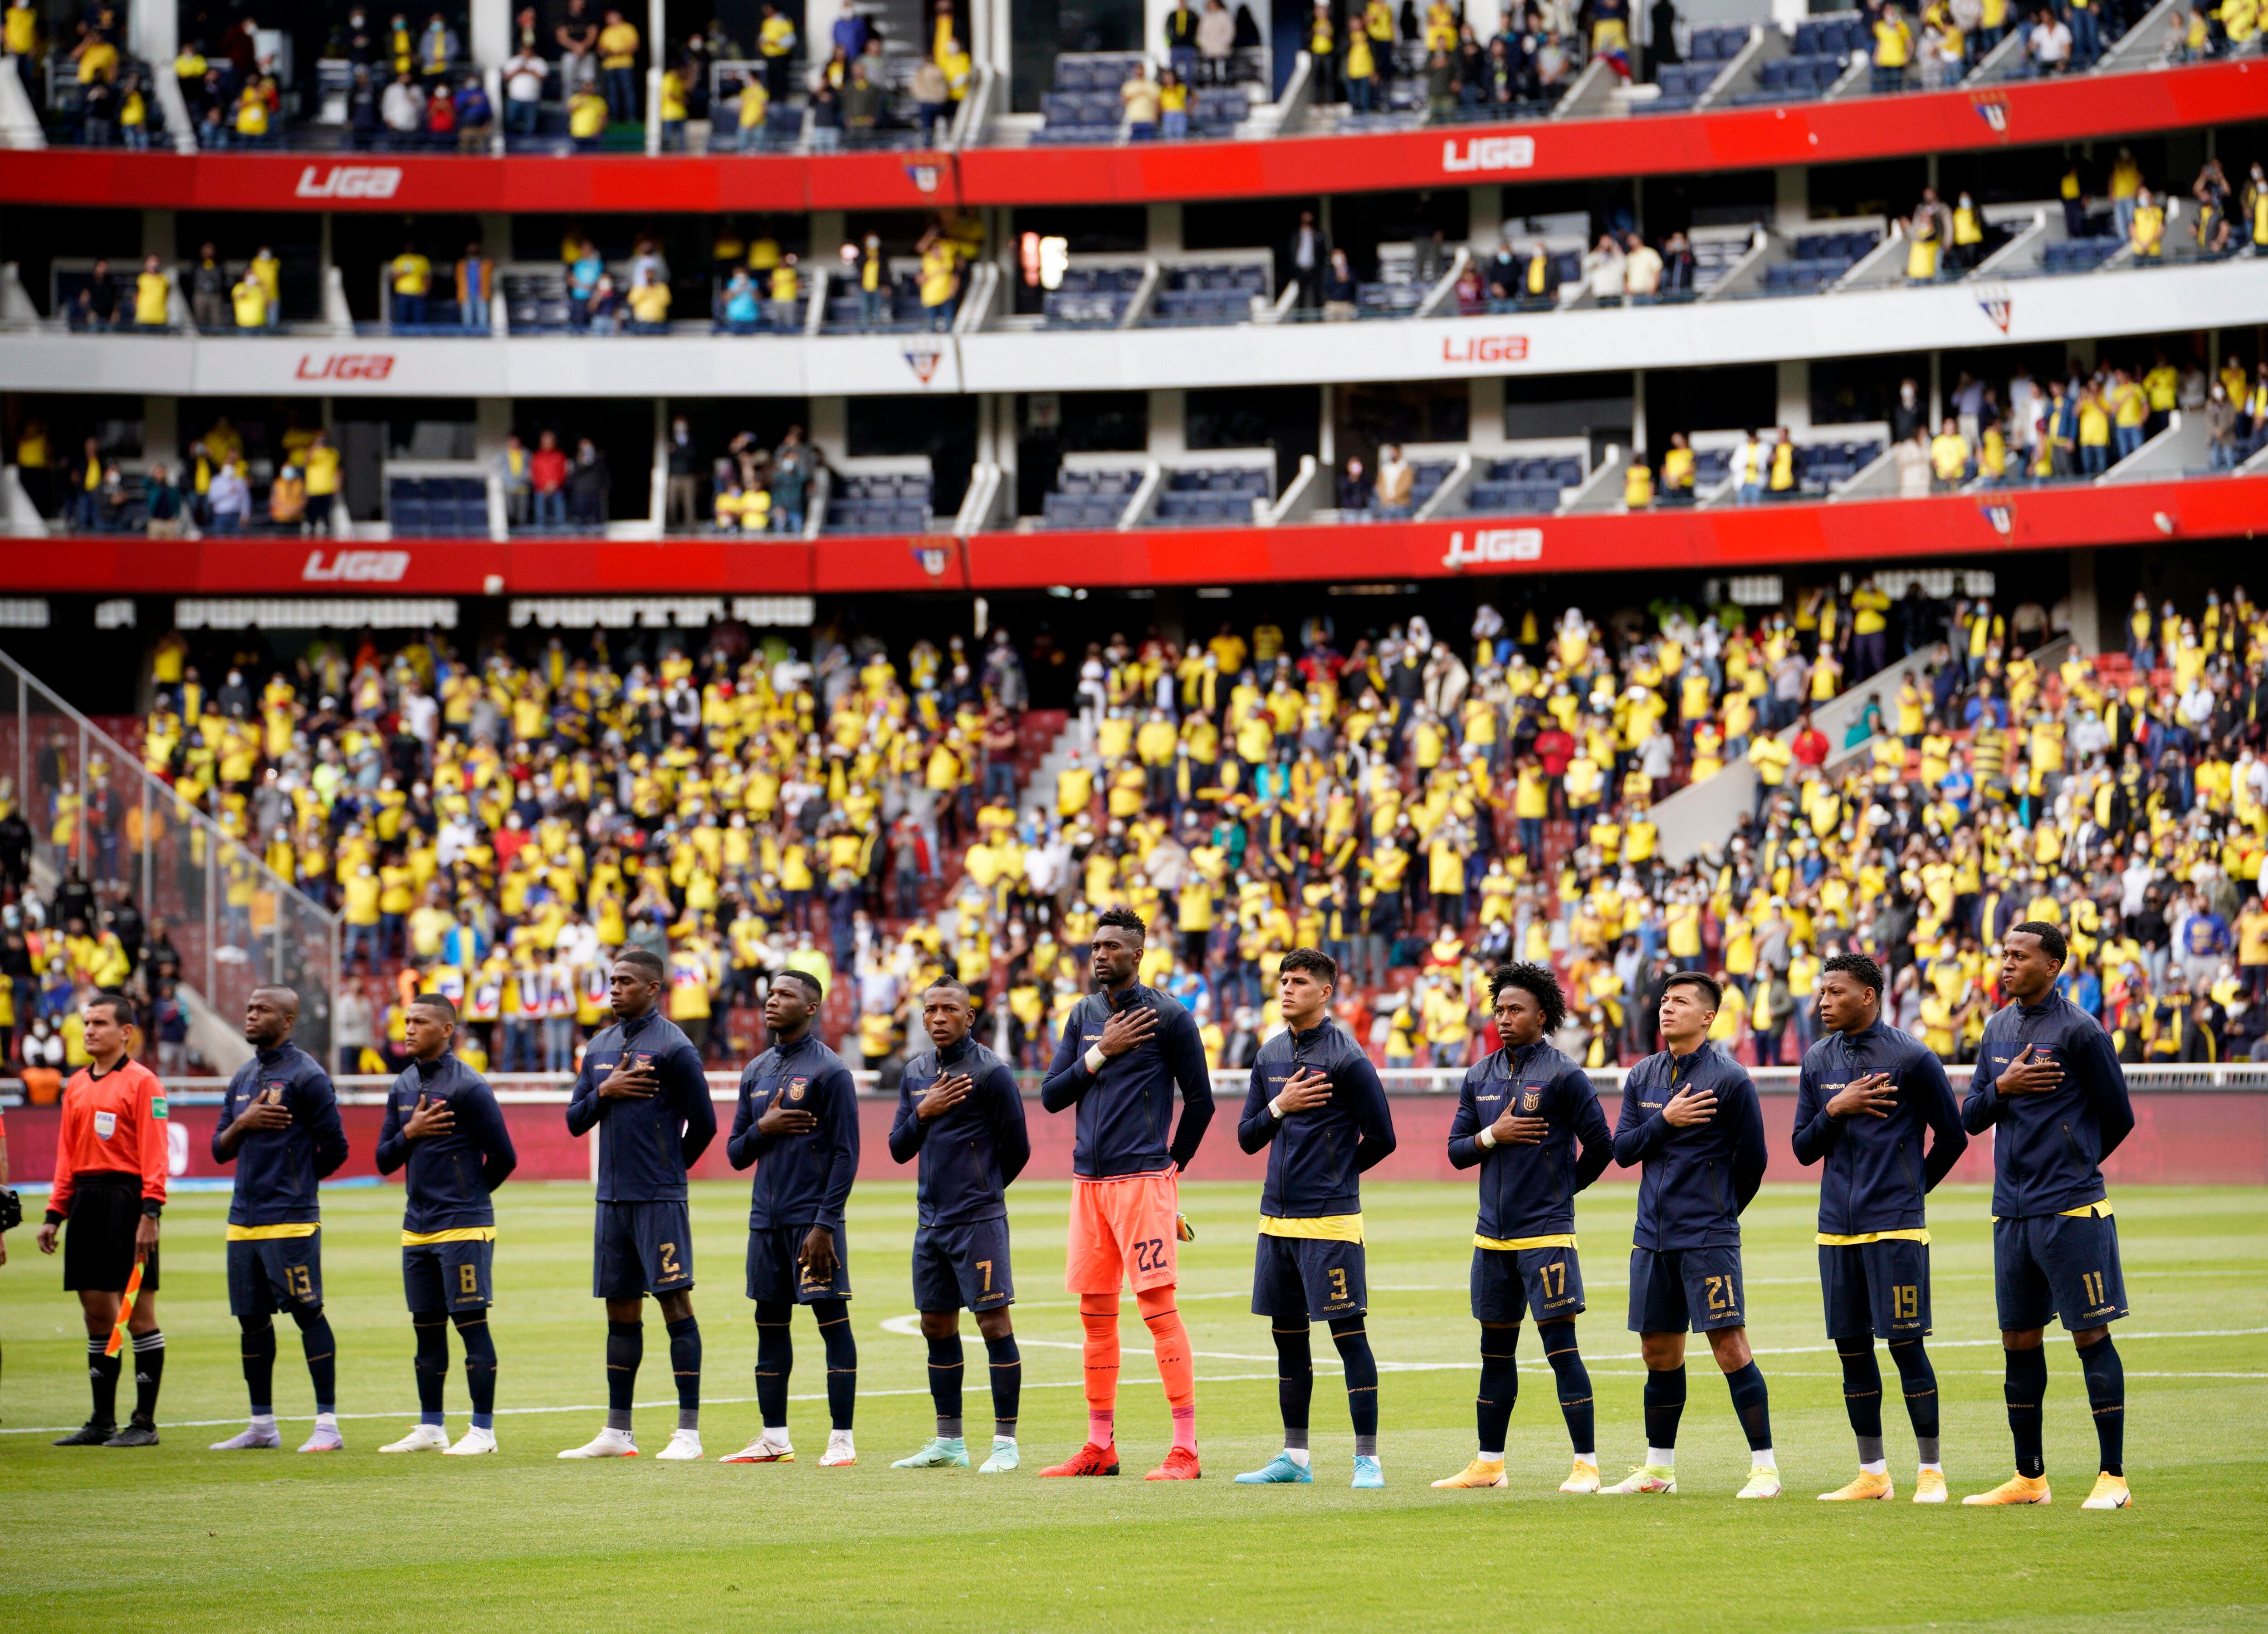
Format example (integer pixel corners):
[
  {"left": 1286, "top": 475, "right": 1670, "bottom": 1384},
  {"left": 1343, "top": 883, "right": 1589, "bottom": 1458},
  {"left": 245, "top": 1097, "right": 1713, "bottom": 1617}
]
[
  {"left": 9, "top": 572, "right": 2266, "bottom": 1081},
  {"left": 10, "top": 411, "right": 339, "bottom": 536}
]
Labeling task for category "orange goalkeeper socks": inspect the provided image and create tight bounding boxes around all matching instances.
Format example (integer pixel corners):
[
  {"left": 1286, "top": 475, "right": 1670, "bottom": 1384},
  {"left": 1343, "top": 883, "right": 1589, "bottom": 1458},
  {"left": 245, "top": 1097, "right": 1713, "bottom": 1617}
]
[
  {"left": 1137, "top": 1286, "right": 1195, "bottom": 1417},
  {"left": 1080, "top": 1293, "right": 1119, "bottom": 1446}
]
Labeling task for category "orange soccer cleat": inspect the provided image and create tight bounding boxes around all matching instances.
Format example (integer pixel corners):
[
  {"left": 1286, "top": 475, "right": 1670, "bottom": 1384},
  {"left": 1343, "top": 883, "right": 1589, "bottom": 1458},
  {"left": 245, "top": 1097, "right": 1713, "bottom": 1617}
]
[
  {"left": 1039, "top": 1442, "right": 1121, "bottom": 1477},
  {"left": 1145, "top": 1446, "right": 1202, "bottom": 1481}
]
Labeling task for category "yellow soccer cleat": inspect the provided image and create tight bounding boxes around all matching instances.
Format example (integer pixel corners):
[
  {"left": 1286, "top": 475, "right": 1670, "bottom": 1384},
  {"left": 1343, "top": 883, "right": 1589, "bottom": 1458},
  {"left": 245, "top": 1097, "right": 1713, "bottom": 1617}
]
[
  {"left": 1963, "top": 1473, "right": 2052, "bottom": 1506},
  {"left": 1736, "top": 1466, "right": 1783, "bottom": 1499},
  {"left": 1912, "top": 1468, "right": 1948, "bottom": 1504},
  {"left": 1431, "top": 1457, "right": 1508, "bottom": 1489},
  {"left": 1598, "top": 1464, "right": 1676, "bottom": 1495},
  {"left": 1818, "top": 1469, "right": 1894, "bottom": 1501},
  {"left": 1558, "top": 1458, "right": 1601, "bottom": 1494},
  {"left": 2080, "top": 1473, "right": 2132, "bottom": 1510}
]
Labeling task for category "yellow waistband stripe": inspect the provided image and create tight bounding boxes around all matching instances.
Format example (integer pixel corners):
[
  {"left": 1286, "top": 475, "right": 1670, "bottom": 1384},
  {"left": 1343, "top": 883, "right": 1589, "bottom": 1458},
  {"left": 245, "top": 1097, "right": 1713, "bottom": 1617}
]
[
  {"left": 227, "top": 1222, "right": 321, "bottom": 1241},
  {"left": 401, "top": 1227, "right": 499, "bottom": 1246},
  {"left": 1474, "top": 1233, "right": 1579, "bottom": 1251},
  {"left": 1990, "top": 1199, "right": 2113, "bottom": 1223},
  {"left": 1816, "top": 1229, "right": 1932, "bottom": 1246},
  {"left": 1260, "top": 1213, "right": 1364, "bottom": 1243}
]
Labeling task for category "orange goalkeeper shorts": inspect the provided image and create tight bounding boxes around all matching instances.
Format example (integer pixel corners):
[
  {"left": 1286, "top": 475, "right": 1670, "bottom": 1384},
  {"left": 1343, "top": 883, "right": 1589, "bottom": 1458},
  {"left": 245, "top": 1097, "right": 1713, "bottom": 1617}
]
[{"left": 1065, "top": 1170, "right": 1180, "bottom": 1296}]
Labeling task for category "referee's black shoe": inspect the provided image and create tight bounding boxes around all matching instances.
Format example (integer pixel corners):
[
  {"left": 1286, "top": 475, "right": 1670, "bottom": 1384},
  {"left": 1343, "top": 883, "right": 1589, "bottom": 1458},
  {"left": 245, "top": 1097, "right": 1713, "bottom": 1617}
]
[
  {"left": 54, "top": 1419, "right": 117, "bottom": 1446},
  {"left": 104, "top": 1419, "right": 161, "bottom": 1448}
]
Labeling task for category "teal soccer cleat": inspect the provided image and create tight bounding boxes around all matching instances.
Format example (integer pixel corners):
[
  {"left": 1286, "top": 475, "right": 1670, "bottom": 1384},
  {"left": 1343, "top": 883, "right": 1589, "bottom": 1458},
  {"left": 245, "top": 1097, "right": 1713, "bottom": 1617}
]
[
  {"left": 1351, "top": 1455, "right": 1384, "bottom": 1489},
  {"left": 1234, "top": 1452, "right": 1314, "bottom": 1484},
  {"left": 891, "top": 1437, "right": 970, "bottom": 1469}
]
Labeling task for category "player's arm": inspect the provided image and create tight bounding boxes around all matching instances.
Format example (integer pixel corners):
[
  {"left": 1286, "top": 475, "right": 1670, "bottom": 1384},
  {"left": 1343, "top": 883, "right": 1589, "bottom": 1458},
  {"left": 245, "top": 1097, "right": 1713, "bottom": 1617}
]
[
  {"left": 1789, "top": 1052, "right": 1839, "bottom": 1166},
  {"left": 1162, "top": 1004, "right": 1215, "bottom": 1170},
  {"left": 886, "top": 1075, "right": 927, "bottom": 1165},
  {"left": 303, "top": 1065, "right": 349, "bottom": 1179},
  {"left": 671, "top": 1044, "right": 719, "bottom": 1167},
  {"left": 1037, "top": 1008, "right": 1094, "bottom": 1112},
  {"left": 1728, "top": 1068, "right": 1768, "bottom": 1213},
  {"left": 1610, "top": 1070, "right": 1669, "bottom": 1168},
  {"left": 565, "top": 1050, "right": 607, "bottom": 1136},
  {"left": 1345, "top": 1048, "right": 1397, "bottom": 1173},
  {"left": 1445, "top": 1068, "right": 1486, "bottom": 1170},
  {"left": 1959, "top": 1038, "right": 2006, "bottom": 1134},
  {"left": 1912, "top": 1046, "right": 1968, "bottom": 1190},
  {"left": 1567, "top": 1068, "right": 1614, "bottom": 1192},
  {"left": 1235, "top": 1055, "right": 1281, "bottom": 1154},
  {"left": 465, "top": 1078, "right": 519, "bottom": 1192},
  {"left": 986, "top": 1062, "right": 1031, "bottom": 1188},
  {"left": 2072, "top": 1022, "right": 2136, "bottom": 1160},
  {"left": 725, "top": 1064, "right": 763, "bottom": 1170},
  {"left": 374, "top": 1078, "right": 413, "bottom": 1176},
  {"left": 816, "top": 1064, "right": 860, "bottom": 1223}
]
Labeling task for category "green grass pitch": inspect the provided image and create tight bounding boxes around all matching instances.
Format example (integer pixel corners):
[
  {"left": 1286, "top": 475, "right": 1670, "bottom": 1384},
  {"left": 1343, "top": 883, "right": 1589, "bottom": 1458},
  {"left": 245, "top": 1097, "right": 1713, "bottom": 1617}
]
[{"left": 2, "top": 1179, "right": 2263, "bottom": 1632}]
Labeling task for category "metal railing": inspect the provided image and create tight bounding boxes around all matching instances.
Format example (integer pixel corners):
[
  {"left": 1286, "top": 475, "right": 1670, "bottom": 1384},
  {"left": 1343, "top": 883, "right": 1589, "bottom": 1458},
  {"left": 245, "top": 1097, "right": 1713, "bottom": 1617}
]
[{"left": 0, "top": 647, "right": 341, "bottom": 1063}]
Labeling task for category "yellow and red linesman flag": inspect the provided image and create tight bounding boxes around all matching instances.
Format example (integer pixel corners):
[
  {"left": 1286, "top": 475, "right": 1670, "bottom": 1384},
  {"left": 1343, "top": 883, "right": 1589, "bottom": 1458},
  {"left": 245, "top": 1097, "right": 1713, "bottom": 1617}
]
[{"left": 104, "top": 1257, "right": 146, "bottom": 1359}]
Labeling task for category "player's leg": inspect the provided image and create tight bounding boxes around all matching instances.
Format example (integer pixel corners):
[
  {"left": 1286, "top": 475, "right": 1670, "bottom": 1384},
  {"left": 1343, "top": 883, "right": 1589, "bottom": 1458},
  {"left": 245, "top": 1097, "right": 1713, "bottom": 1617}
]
[
  {"left": 1129, "top": 1175, "right": 1198, "bottom": 1480},
  {"left": 1881, "top": 1238, "right": 1945, "bottom": 1502},
  {"left": 1237, "top": 1235, "right": 1314, "bottom": 1484},
  {"left": 1436, "top": 1247, "right": 1515, "bottom": 1488},
  {"left": 212, "top": 1240, "right": 284, "bottom": 1450},
  {"left": 1042, "top": 1179, "right": 1126, "bottom": 1476},
  {"left": 1525, "top": 1246, "right": 1594, "bottom": 1491},
  {"left": 1888, "top": 1334, "right": 1943, "bottom": 1499},
  {"left": 2060, "top": 1212, "right": 2131, "bottom": 1509},
  {"left": 443, "top": 1241, "right": 501, "bottom": 1453},
  {"left": 724, "top": 1228, "right": 797, "bottom": 1462},
  {"left": 383, "top": 1245, "right": 453, "bottom": 1452},
  {"left": 1967, "top": 1217, "right": 2055, "bottom": 1503},
  {"left": 1816, "top": 1243, "right": 1890, "bottom": 1499},
  {"left": 561, "top": 1204, "right": 645, "bottom": 1457},
  {"left": 655, "top": 1286, "right": 703, "bottom": 1459},
  {"left": 1601, "top": 1248, "right": 1683, "bottom": 1493},
  {"left": 1329, "top": 1313, "right": 1381, "bottom": 1488},
  {"left": 1691, "top": 1247, "right": 1775, "bottom": 1496},
  {"left": 812, "top": 1290, "right": 859, "bottom": 1466},
  {"left": 967, "top": 1219, "right": 1022, "bottom": 1472},
  {"left": 897, "top": 1228, "right": 970, "bottom": 1468}
]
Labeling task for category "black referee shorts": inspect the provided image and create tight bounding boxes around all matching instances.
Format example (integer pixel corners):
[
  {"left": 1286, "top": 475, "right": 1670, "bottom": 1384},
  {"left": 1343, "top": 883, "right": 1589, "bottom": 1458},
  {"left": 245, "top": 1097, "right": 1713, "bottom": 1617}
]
[{"left": 63, "top": 1173, "right": 159, "bottom": 1294}]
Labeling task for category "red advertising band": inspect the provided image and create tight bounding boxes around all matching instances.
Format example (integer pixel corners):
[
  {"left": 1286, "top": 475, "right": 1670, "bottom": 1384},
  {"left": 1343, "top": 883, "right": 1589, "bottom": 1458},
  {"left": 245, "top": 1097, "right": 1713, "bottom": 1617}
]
[
  {"left": 3, "top": 476, "right": 2260, "bottom": 597},
  {"left": 0, "top": 60, "right": 2254, "bottom": 215}
]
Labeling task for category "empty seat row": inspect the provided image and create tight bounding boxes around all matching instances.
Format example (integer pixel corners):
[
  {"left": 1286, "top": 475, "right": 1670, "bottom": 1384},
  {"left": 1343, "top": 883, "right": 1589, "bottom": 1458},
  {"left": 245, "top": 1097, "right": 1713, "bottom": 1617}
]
[
  {"left": 1467, "top": 479, "right": 1562, "bottom": 514},
  {"left": 2042, "top": 238, "right": 2121, "bottom": 274},
  {"left": 1481, "top": 455, "right": 1584, "bottom": 487},
  {"left": 1043, "top": 493, "right": 1129, "bottom": 528},
  {"left": 1790, "top": 15, "right": 1868, "bottom": 55},
  {"left": 1058, "top": 469, "right": 1138, "bottom": 496},
  {"left": 1166, "top": 468, "right": 1271, "bottom": 496},
  {"left": 1687, "top": 24, "right": 1753, "bottom": 59}
]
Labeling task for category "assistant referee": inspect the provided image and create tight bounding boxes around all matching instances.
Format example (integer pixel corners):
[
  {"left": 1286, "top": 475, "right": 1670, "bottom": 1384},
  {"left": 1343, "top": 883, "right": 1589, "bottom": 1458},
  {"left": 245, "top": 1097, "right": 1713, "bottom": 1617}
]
[{"left": 37, "top": 992, "right": 170, "bottom": 1446}]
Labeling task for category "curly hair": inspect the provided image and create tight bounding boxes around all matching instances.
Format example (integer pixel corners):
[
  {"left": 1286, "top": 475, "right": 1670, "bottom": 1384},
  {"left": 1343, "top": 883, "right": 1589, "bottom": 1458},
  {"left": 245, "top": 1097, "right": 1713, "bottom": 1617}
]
[
  {"left": 1488, "top": 961, "right": 1567, "bottom": 1035},
  {"left": 1821, "top": 952, "right": 1884, "bottom": 996},
  {"left": 1095, "top": 905, "right": 1147, "bottom": 941}
]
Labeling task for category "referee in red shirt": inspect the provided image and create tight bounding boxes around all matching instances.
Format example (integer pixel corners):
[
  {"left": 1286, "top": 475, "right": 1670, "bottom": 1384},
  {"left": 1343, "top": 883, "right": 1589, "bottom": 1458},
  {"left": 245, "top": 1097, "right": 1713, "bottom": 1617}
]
[{"left": 37, "top": 993, "right": 170, "bottom": 1446}]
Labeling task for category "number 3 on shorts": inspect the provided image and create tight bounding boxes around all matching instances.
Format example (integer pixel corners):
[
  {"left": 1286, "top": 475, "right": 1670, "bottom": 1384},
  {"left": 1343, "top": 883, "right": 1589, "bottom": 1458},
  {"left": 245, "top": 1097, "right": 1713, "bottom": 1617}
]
[{"left": 1132, "top": 1236, "right": 1166, "bottom": 1274}]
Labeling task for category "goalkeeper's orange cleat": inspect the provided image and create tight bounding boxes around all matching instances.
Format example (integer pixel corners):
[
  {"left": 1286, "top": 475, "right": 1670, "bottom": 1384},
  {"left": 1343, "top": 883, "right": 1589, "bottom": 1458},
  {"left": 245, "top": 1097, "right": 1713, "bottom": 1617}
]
[
  {"left": 1145, "top": 1446, "right": 1202, "bottom": 1480},
  {"left": 1038, "top": 1442, "right": 1120, "bottom": 1478}
]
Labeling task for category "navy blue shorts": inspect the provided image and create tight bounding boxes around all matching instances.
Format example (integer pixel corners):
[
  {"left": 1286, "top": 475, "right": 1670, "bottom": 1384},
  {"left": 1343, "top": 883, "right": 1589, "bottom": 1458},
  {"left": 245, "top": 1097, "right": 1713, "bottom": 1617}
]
[
  {"left": 592, "top": 1200, "right": 693, "bottom": 1301},
  {"left": 1251, "top": 1232, "right": 1366, "bottom": 1320},
  {"left": 227, "top": 1231, "right": 323, "bottom": 1317},
  {"left": 1819, "top": 1238, "right": 1931, "bottom": 1340},
  {"left": 1994, "top": 1209, "right": 2126, "bottom": 1332},
  {"left": 747, "top": 1223, "right": 852, "bottom": 1305},
  {"left": 405, "top": 1237, "right": 495, "bottom": 1313},
  {"left": 1628, "top": 1244, "right": 1746, "bottom": 1334},
  {"left": 1471, "top": 1244, "right": 1585, "bottom": 1324},
  {"left": 911, "top": 1218, "right": 1013, "bottom": 1313}
]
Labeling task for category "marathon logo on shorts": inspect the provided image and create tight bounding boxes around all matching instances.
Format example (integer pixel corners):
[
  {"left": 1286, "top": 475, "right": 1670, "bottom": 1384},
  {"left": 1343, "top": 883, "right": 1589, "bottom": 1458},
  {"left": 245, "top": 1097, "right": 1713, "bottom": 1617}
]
[
  {"left": 903, "top": 344, "right": 945, "bottom": 385},
  {"left": 1442, "top": 527, "right": 1543, "bottom": 571},
  {"left": 1971, "top": 94, "right": 2010, "bottom": 134},
  {"left": 303, "top": 549, "right": 411, "bottom": 583},
  {"left": 1442, "top": 134, "right": 1535, "bottom": 174},
  {"left": 294, "top": 164, "right": 404, "bottom": 199},
  {"left": 1975, "top": 284, "right": 2013, "bottom": 334}
]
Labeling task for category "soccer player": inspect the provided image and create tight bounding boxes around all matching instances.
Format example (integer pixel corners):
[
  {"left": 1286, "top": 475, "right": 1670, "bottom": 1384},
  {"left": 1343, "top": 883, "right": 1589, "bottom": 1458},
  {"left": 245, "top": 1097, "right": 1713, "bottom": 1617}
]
[
  {"left": 1232, "top": 948, "right": 1396, "bottom": 1489},
  {"left": 38, "top": 993, "right": 170, "bottom": 1447},
  {"left": 1792, "top": 953, "right": 1966, "bottom": 1502},
  {"left": 558, "top": 948, "right": 717, "bottom": 1461},
  {"left": 1602, "top": 971, "right": 1778, "bottom": 1497},
  {"left": 373, "top": 994, "right": 518, "bottom": 1455},
  {"left": 209, "top": 985, "right": 351, "bottom": 1453},
  {"left": 885, "top": 978, "right": 1031, "bottom": 1473},
  {"left": 1433, "top": 962, "right": 1612, "bottom": 1493},
  {"left": 1036, "top": 905, "right": 1215, "bottom": 1480},
  {"left": 1960, "top": 922, "right": 2137, "bottom": 1510},
  {"left": 720, "top": 969, "right": 863, "bottom": 1468}
]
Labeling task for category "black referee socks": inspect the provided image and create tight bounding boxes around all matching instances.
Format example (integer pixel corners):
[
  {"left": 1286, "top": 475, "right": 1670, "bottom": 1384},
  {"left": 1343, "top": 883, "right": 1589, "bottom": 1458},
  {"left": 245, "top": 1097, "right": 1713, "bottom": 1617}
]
[
  {"left": 86, "top": 1337, "right": 122, "bottom": 1427},
  {"left": 130, "top": 1329, "right": 166, "bottom": 1425}
]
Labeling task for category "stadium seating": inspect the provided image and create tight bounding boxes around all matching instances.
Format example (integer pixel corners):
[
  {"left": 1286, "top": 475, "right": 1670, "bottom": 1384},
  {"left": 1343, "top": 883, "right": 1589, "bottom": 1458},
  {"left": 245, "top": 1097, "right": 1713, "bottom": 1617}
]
[
  {"left": 1044, "top": 264, "right": 1145, "bottom": 328},
  {"left": 1146, "top": 263, "right": 1271, "bottom": 326},
  {"left": 1152, "top": 465, "right": 1272, "bottom": 523},
  {"left": 824, "top": 469, "right": 934, "bottom": 532},
  {"left": 387, "top": 476, "right": 489, "bottom": 537},
  {"left": 1468, "top": 453, "right": 1585, "bottom": 514},
  {"left": 1761, "top": 230, "right": 1881, "bottom": 294},
  {"left": 1042, "top": 466, "right": 1142, "bottom": 528}
]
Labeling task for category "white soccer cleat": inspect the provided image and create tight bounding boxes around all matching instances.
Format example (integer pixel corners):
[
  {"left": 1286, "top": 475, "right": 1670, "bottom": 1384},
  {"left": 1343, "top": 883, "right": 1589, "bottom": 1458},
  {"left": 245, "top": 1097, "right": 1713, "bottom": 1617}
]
[
  {"left": 444, "top": 1426, "right": 498, "bottom": 1456},
  {"left": 819, "top": 1429, "right": 856, "bottom": 1467},
  {"left": 720, "top": 1433, "right": 795, "bottom": 1463},
  {"left": 298, "top": 1426, "right": 345, "bottom": 1453},
  {"left": 380, "top": 1424, "right": 451, "bottom": 1453},
  {"left": 655, "top": 1429, "right": 704, "bottom": 1461},
  {"left": 209, "top": 1423, "right": 282, "bottom": 1451},
  {"left": 557, "top": 1426, "right": 639, "bottom": 1459},
  {"left": 1737, "top": 1466, "right": 1783, "bottom": 1499}
]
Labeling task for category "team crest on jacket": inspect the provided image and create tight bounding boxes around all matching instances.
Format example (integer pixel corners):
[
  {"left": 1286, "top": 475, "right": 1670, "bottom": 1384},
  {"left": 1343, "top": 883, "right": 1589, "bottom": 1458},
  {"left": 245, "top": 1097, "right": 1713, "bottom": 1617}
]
[
  {"left": 787, "top": 1076, "right": 808, "bottom": 1101},
  {"left": 1521, "top": 1089, "right": 1541, "bottom": 1112}
]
